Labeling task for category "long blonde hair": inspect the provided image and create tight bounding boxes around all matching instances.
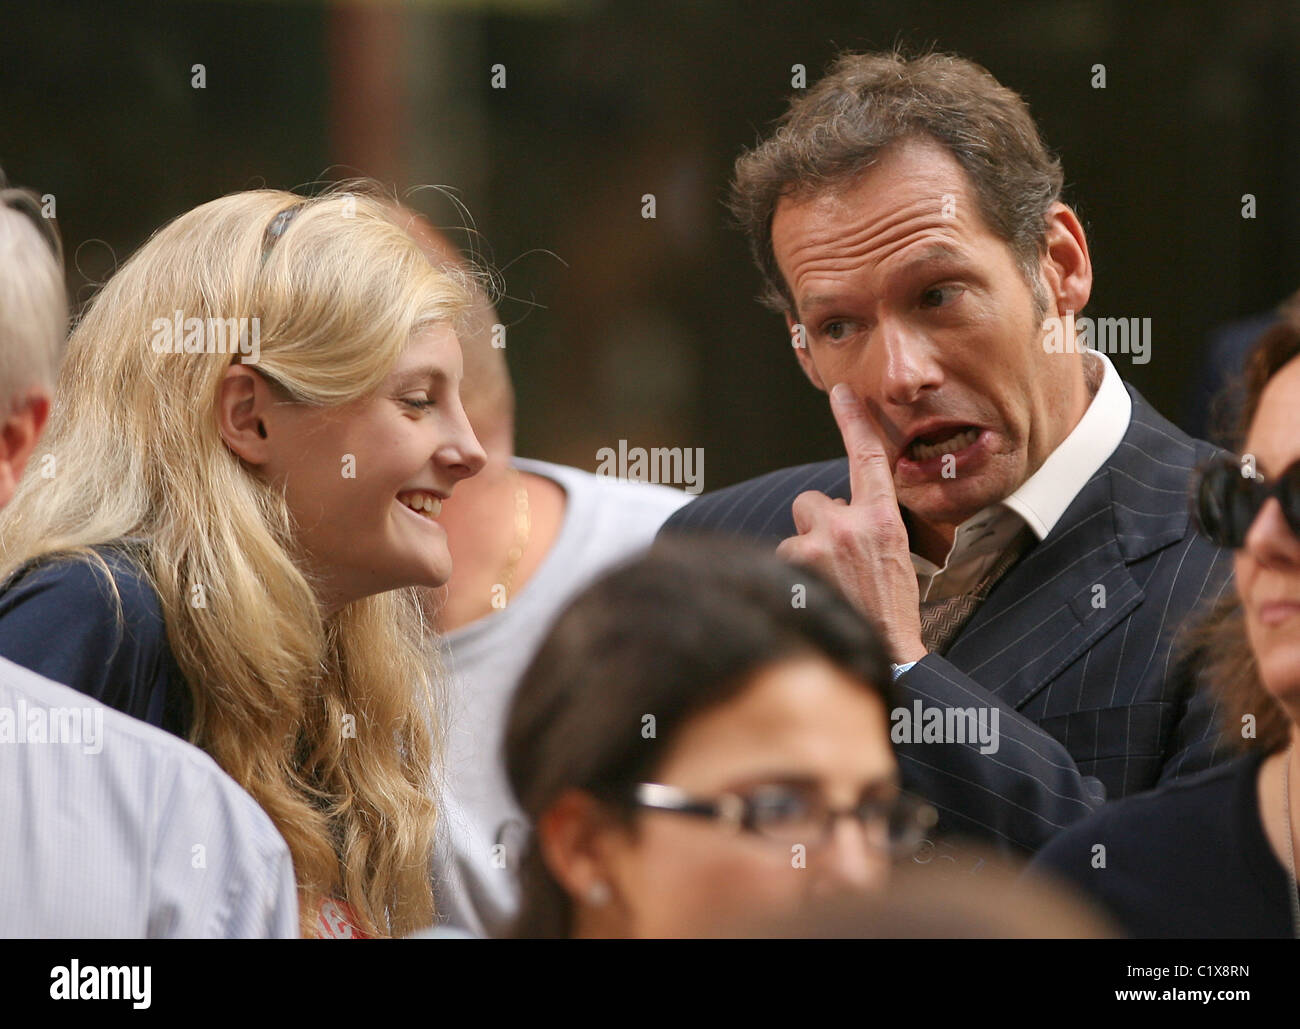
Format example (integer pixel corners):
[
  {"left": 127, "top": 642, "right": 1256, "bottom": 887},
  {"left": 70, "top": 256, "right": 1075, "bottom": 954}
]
[{"left": 0, "top": 184, "right": 468, "bottom": 937}]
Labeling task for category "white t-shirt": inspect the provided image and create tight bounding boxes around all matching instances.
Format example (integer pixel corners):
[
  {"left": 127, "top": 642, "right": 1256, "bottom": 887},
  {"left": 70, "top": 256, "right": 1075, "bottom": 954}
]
[
  {"left": 0, "top": 656, "right": 299, "bottom": 938},
  {"left": 431, "top": 457, "right": 691, "bottom": 937}
]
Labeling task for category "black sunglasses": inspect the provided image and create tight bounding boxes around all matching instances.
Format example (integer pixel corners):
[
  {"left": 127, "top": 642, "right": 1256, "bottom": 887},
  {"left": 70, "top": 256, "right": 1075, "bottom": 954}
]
[{"left": 1192, "top": 454, "right": 1300, "bottom": 549}]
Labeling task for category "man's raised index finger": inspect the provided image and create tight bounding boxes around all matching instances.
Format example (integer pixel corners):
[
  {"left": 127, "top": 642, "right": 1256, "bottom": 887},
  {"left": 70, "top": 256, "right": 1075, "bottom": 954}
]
[{"left": 829, "top": 382, "right": 896, "bottom": 504}]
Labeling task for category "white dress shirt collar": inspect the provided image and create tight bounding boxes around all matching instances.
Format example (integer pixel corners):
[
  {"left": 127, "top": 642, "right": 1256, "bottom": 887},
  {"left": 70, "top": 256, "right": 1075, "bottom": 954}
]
[
  {"left": 910, "top": 351, "right": 1132, "bottom": 600},
  {"left": 1001, "top": 349, "right": 1132, "bottom": 540}
]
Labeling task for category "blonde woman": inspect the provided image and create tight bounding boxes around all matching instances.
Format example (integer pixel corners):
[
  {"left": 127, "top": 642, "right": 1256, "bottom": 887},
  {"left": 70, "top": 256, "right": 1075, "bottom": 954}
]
[{"left": 0, "top": 186, "right": 486, "bottom": 938}]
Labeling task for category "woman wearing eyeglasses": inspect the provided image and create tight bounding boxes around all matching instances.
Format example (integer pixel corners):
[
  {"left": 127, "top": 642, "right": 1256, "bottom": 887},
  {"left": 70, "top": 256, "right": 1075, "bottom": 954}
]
[
  {"left": 0, "top": 185, "right": 486, "bottom": 937},
  {"left": 502, "top": 540, "right": 935, "bottom": 938},
  {"left": 1030, "top": 307, "right": 1300, "bottom": 938}
]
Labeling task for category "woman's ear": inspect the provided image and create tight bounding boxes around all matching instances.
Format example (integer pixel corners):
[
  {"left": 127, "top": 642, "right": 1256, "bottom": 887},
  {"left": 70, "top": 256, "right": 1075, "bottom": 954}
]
[
  {"left": 536, "top": 789, "right": 631, "bottom": 936},
  {"left": 216, "top": 364, "right": 277, "bottom": 465}
]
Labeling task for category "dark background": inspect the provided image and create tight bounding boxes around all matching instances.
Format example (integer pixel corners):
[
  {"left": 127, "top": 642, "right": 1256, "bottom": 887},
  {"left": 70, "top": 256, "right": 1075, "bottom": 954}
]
[{"left": 2, "top": 0, "right": 1296, "bottom": 487}]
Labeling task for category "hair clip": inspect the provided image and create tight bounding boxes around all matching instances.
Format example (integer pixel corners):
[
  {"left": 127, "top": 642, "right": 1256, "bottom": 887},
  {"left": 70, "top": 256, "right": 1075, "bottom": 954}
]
[{"left": 259, "top": 201, "right": 306, "bottom": 267}]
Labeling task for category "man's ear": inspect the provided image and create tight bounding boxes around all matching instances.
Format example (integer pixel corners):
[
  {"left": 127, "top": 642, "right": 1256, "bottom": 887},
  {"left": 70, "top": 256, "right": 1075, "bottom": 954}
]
[
  {"left": 216, "top": 364, "right": 278, "bottom": 465},
  {"left": 0, "top": 391, "right": 50, "bottom": 508},
  {"left": 786, "top": 310, "right": 828, "bottom": 392},
  {"left": 1038, "top": 202, "right": 1092, "bottom": 319},
  {"left": 536, "top": 789, "right": 627, "bottom": 928}
]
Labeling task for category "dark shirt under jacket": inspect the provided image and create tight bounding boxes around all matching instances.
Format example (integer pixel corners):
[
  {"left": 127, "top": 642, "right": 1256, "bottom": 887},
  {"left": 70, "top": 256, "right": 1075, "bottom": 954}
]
[
  {"left": 1031, "top": 749, "right": 1293, "bottom": 938},
  {"left": 661, "top": 386, "right": 1234, "bottom": 855},
  {"left": 0, "top": 543, "right": 192, "bottom": 739}
]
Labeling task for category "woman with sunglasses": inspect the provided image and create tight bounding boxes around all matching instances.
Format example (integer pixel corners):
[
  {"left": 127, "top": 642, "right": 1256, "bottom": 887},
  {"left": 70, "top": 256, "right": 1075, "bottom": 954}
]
[
  {"left": 1030, "top": 306, "right": 1300, "bottom": 937},
  {"left": 501, "top": 540, "right": 935, "bottom": 938},
  {"left": 0, "top": 185, "right": 486, "bottom": 937}
]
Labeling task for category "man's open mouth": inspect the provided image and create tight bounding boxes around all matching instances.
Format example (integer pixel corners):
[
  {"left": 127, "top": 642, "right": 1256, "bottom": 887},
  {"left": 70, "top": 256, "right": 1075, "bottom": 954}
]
[{"left": 905, "top": 426, "right": 981, "bottom": 462}]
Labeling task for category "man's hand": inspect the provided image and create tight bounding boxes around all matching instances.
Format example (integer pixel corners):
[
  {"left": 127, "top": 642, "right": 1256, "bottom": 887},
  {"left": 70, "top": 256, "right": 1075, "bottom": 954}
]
[{"left": 775, "top": 383, "right": 926, "bottom": 664}]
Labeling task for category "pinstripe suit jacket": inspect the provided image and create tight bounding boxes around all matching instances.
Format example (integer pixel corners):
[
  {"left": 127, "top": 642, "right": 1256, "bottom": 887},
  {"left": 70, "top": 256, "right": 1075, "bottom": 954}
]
[{"left": 660, "top": 385, "right": 1235, "bottom": 855}]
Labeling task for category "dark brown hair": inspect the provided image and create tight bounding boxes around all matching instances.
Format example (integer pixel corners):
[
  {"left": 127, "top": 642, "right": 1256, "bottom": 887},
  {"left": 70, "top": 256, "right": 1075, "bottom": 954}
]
[
  {"left": 1188, "top": 289, "right": 1300, "bottom": 756},
  {"left": 730, "top": 48, "right": 1063, "bottom": 316},
  {"left": 502, "top": 538, "right": 897, "bottom": 938}
]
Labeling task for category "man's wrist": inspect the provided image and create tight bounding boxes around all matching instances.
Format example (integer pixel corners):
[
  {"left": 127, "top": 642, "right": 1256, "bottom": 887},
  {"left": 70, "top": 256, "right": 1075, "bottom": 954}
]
[{"left": 891, "top": 638, "right": 928, "bottom": 665}]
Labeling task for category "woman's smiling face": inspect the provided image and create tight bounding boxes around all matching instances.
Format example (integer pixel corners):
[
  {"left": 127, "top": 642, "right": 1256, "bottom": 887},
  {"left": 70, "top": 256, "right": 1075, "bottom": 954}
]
[{"left": 259, "top": 322, "right": 486, "bottom": 612}]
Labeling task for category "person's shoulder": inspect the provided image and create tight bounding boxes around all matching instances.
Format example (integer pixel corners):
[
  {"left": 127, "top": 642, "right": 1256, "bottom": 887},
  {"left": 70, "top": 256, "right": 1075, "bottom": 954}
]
[
  {"left": 1104, "top": 387, "right": 1229, "bottom": 564},
  {"left": 0, "top": 542, "right": 176, "bottom": 704},
  {"left": 0, "top": 651, "right": 215, "bottom": 801},
  {"left": 1122, "top": 386, "right": 1222, "bottom": 466},
  {"left": 0, "top": 655, "right": 296, "bottom": 937},
  {"left": 1097, "top": 753, "right": 1247, "bottom": 820},
  {"left": 515, "top": 456, "right": 692, "bottom": 520},
  {"left": 1, "top": 650, "right": 284, "bottom": 844},
  {"left": 1039, "top": 753, "right": 1252, "bottom": 860},
  {"left": 1, "top": 541, "right": 163, "bottom": 621}
]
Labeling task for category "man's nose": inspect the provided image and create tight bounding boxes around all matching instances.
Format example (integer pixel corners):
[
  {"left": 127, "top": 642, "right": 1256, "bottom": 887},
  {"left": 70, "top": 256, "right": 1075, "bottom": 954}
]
[{"left": 877, "top": 321, "right": 942, "bottom": 407}]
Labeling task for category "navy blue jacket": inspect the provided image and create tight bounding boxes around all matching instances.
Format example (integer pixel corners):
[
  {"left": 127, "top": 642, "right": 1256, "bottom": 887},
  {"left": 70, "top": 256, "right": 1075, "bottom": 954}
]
[
  {"left": 661, "top": 386, "right": 1235, "bottom": 855},
  {"left": 0, "top": 543, "right": 192, "bottom": 739}
]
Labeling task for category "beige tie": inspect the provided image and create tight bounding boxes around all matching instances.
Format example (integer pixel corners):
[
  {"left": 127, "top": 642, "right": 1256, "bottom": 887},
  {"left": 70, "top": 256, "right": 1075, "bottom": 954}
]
[{"left": 918, "top": 529, "right": 1033, "bottom": 656}]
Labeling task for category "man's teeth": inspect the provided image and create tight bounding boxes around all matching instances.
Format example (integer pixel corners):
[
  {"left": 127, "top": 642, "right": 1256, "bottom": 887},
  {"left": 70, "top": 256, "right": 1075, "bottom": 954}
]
[
  {"left": 397, "top": 492, "right": 442, "bottom": 518},
  {"left": 908, "top": 427, "right": 979, "bottom": 462}
]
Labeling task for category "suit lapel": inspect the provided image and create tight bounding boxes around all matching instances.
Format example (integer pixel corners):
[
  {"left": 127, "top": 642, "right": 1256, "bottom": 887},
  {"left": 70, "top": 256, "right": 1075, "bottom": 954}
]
[
  {"left": 940, "top": 386, "right": 1204, "bottom": 710},
  {"left": 943, "top": 475, "right": 1142, "bottom": 708}
]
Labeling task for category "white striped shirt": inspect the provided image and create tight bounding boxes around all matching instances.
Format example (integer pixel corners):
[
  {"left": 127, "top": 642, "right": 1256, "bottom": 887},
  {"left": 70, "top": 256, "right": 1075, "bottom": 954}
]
[{"left": 0, "top": 656, "right": 299, "bottom": 938}]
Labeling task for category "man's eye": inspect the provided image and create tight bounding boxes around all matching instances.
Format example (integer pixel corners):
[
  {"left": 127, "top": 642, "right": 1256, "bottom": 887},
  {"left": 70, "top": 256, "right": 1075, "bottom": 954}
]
[
  {"left": 921, "top": 285, "right": 961, "bottom": 308},
  {"left": 823, "top": 320, "right": 851, "bottom": 341}
]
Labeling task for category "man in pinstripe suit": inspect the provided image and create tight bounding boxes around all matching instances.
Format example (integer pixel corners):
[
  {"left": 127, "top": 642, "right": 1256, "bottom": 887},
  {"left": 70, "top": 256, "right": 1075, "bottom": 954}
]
[{"left": 661, "top": 51, "right": 1233, "bottom": 856}]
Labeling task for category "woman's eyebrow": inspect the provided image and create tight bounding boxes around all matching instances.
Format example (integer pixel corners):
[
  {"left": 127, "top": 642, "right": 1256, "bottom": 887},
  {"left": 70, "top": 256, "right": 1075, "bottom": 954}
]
[
  {"left": 716, "top": 772, "right": 901, "bottom": 795},
  {"left": 388, "top": 366, "right": 448, "bottom": 390}
]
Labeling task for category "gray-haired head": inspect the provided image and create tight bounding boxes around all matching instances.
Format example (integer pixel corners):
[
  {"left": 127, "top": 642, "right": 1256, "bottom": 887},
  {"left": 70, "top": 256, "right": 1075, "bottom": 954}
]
[{"left": 0, "top": 169, "right": 66, "bottom": 414}]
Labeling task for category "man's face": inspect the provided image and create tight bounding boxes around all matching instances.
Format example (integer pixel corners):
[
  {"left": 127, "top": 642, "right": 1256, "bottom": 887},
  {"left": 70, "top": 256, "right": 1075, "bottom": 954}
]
[{"left": 772, "top": 138, "right": 1086, "bottom": 539}]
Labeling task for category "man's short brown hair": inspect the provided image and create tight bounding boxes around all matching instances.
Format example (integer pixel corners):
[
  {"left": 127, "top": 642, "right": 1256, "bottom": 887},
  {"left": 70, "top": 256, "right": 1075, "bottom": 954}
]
[{"left": 730, "top": 49, "right": 1064, "bottom": 314}]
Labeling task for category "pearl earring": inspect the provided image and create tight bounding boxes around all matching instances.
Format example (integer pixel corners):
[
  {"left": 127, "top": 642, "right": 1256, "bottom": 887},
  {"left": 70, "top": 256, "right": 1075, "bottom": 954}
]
[{"left": 585, "top": 880, "right": 611, "bottom": 906}]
